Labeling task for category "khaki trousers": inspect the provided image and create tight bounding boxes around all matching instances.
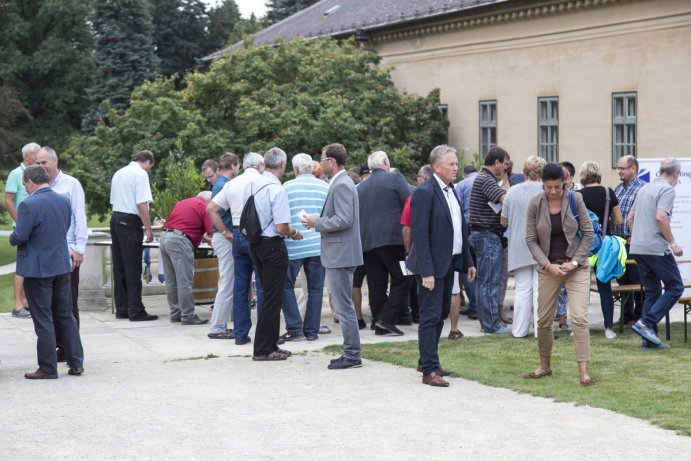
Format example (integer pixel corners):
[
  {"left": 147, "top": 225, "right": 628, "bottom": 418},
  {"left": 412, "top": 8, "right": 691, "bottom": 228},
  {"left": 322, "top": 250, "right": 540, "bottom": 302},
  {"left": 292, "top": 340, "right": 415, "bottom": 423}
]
[{"left": 536, "top": 265, "right": 590, "bottom": 362}]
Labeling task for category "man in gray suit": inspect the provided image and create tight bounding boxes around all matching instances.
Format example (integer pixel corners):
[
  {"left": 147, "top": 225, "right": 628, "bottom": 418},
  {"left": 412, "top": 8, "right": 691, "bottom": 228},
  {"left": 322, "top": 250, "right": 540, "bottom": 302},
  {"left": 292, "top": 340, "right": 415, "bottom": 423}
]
[{"left": 303, "top": 143, "right": 363, "bottom": 369}]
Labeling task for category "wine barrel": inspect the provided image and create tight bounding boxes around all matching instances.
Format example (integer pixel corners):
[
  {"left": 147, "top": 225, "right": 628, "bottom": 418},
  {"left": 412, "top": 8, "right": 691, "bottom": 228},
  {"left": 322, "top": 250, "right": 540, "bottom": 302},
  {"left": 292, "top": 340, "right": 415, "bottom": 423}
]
[{"left": 193, "top": 257, "right": 219, "bottom": 305}]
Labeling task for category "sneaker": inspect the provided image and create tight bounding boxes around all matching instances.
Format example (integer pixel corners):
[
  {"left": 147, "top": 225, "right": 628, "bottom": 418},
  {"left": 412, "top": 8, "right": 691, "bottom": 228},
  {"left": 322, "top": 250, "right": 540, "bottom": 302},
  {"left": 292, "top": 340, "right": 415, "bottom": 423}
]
[
  {"left": 631, "top": 320, "right": 661, "bottom": 346},
  {"left": 641, "top": 340, "right": 671, "bottom": 351},
  {"left": 327, "top": 355, "right": 362, "bottom": 369},
  {"left": 604, "top": 329, "right": 617, "bottom": 340},
  {"left": 280, "top": 332, "right": 305, "bottom": 342},
  {"left": 485, "top": 324, "right": 511, "bottom": 335},
  {"left": 12, "top": 308, "right": 31, "bottom": 319},
  {"left": 305, "top": 335, "right": 318, "bottom": 341},
  {"left": 181, "top": 315, "right": 208, "bottom": 326},
  {"left": 235, "top": 337, "right": 251, "bottom": 345}
]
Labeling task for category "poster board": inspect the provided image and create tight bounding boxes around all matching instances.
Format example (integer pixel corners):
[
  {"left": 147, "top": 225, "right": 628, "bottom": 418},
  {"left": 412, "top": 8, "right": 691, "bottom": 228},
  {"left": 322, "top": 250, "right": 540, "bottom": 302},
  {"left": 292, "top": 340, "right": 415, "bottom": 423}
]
[{"left": 636, "top": 158, "right": 691, "bottom": 292}]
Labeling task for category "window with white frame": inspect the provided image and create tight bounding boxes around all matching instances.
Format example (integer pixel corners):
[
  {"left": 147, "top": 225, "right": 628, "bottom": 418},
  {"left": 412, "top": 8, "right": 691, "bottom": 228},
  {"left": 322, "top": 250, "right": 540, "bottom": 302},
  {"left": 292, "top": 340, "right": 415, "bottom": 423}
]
[
  {"left": 538, "top": 97, "right": 558, "bottom": 163},
  {"left": 612, "top": 92, "right": 636, "bottom": 166},
  {"left": 479, "top": 100, "right": 496, "bottom": 159}
]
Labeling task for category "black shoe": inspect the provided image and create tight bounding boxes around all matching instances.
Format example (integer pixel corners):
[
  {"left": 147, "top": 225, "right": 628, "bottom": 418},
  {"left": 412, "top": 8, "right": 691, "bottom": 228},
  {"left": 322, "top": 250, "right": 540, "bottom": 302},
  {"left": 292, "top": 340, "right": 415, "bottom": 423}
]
[
  {"left": 306, "top": 335, "right": 318, "bottom": 341},
  {"left": 56, "top": 349, "right": 66, "bottom": 363},
  {"left": 358, "top": 318, "right": 367, "bottom": 330},
  {"left": 170, "top": 316, "right": 181, "bottom": 323},
  {"left": 181, "top": 315, "right": 208, "bottom": 325},
  {"left": 327, "top": 355, "right": 362, "bottom": 369},
  {"left": 467, "top": 312, "right": 479, "bottom": 320},
  {"left": 68, "top": 367, "right": 84, "bottom": 376},
  {"left": 129, "top": 313, "right": 158, "bottom": 322},
  {"left": 375, "top": 328, "right": 388, "bottom": 336},
  {"left": 370, "top": 322, "right": 377, "bottom": 330},
  {"left": 375, "top": 320, "right": 404, "bottom": 336},
  {"left": 115, "top": 312, "right": 129, "bottom": 319},
  {"left": 397, "top": 317, "right": 413, "bottom": 326},
  {"left": 235, "top": 337, "right": 251, "bottom": 345}
]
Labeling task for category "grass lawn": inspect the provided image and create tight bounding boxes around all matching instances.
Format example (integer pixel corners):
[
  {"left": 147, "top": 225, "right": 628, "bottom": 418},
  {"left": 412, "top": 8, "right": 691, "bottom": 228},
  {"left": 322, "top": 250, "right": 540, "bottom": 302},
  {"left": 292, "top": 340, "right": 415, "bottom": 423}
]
[
  {"left": 0, "top": 273, "right": 15, "bottom": 313},
  {"left": 327, "top": 325, "right": 691, "bottom": 436},
  {"left": 0, "top": 238, "right": 16, "bottom": 265}
]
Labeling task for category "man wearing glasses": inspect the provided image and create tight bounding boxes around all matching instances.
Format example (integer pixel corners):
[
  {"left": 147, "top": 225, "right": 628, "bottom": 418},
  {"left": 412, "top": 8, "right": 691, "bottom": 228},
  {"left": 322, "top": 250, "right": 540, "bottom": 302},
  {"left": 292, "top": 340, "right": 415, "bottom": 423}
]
[{"left": 612, "top": 155, "right": 647, "bottom": 325}]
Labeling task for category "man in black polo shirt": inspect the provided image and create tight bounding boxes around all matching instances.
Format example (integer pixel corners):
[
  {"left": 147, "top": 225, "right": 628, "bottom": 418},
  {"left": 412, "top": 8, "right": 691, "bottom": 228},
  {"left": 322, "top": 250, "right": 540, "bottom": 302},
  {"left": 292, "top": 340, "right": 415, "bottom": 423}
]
[{"left": 469, "top": 146, "right": 511, "bottom": 334}]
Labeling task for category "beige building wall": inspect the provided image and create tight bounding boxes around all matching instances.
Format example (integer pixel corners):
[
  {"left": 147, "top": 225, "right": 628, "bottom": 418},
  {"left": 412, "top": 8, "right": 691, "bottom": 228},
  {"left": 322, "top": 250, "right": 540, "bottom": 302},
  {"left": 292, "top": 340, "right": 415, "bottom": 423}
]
[{"left": 372, "top": 0, "right": 691, "bottom": 187}]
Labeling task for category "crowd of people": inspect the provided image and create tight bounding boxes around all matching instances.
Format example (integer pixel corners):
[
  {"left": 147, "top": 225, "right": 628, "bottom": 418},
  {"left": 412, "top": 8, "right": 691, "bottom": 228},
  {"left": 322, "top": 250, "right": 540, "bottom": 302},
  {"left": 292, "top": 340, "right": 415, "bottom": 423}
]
[{"left": 4, "top": 141, "right": 686, "bottom": 387}]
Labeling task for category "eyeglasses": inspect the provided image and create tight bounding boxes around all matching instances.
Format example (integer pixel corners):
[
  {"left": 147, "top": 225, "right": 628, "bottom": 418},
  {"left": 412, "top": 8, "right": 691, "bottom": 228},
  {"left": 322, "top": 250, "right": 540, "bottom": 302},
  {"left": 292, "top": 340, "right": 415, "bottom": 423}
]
[
  {"left": 616, "top": 166, "right": 632, "bottom": 171},
  {"left": 320, "top": 157, "right": 335, "bottom": 163}
]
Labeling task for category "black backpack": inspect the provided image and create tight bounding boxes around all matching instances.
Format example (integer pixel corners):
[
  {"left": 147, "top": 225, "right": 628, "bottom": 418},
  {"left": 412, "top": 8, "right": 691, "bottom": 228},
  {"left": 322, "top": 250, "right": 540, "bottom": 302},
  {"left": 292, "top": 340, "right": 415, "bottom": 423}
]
[{"left": 239, "top": 183, "right": 272, "bottom": 244}]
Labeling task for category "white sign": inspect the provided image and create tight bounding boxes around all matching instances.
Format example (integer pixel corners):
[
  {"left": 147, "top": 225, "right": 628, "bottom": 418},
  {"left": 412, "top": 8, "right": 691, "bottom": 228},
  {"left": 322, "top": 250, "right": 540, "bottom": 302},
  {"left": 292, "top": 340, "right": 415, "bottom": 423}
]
[{"left": 637, "top": 158, "right": 691, "bottom": 292}]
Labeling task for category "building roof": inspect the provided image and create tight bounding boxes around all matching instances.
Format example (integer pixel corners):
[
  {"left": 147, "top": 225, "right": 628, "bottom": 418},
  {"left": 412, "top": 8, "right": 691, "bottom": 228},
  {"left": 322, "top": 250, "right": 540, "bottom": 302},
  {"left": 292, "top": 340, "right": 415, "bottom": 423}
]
[{"left": 203, "top": 0, "right": 508, "bottom": 60}]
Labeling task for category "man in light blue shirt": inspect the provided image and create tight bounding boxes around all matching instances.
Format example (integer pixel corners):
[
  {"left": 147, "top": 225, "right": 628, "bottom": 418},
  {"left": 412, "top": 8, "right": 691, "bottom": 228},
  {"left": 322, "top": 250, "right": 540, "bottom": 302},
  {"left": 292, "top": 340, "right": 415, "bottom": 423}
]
[
  {"left": 4, "top": 142, "right": 41, "bottom": 319},
  {"left": 35, "top": 146, "right": 89, "bottom": 360},
  {"left": 280, "top": 153, "right": 329, "bottom": 341},
  {"left": 242, "top": 147, "right": 303, "bottom": 361}
]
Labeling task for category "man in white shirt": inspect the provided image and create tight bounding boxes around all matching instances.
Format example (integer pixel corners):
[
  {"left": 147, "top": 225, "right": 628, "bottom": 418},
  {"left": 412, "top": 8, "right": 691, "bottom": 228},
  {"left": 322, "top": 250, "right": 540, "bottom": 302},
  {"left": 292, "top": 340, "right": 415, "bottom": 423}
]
[
  {"left": 34, "top": 146, "right": 88, "bottom": 360},
  {"left": 110, "top": 150, "right": 157, "bottom": 321},
  {"left": 207, "top": 152, "right": 265, "bottom": 345}
]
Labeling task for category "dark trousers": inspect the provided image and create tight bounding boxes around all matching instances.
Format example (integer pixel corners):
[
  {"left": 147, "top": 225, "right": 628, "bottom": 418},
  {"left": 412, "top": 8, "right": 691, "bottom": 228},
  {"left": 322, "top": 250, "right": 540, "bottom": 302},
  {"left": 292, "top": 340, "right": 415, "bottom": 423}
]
[
  {"left": 25, "top": 274, "right": 84, "bottom": 375},
  {"left": 617, "top": 243, "right": 642, "bottom": 322},
  {"left": 53, "top": 266, "right": 81, "bottom": 353},
  {"left": 364, "top": 245, "right": 412, "bottom": 325},
  {"left": 409, "top": 281, "right": 419, "bottom": 322},
  {"left": 634, "top": 253, "right": 684, "bottom": 329},
  {"left": 110, "top": 212, "right": 146, "bottom": 317},
  {"left": 417, "top": 265, "right": 454, "bottom": 373},
  {"left": 249, "top": 238, "right": 289, "bottom": 356}
]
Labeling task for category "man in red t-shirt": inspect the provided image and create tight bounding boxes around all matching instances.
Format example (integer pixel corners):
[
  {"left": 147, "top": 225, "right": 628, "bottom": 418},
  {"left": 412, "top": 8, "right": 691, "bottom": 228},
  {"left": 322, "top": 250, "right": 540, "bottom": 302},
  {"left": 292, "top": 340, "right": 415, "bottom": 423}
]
[{"left": 160, "top": 191, "right": 213, "bottom": 325}]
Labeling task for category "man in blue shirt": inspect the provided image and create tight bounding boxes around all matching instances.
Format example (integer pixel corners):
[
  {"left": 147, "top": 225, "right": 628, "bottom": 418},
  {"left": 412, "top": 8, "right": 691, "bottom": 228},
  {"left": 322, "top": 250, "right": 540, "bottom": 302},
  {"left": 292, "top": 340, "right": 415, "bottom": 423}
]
[
  {"left": 280, "top": 153, "right": 329, "bottom": 341},
  {"left": 207, "top": 153, "right": 241, "bottom": 339}
]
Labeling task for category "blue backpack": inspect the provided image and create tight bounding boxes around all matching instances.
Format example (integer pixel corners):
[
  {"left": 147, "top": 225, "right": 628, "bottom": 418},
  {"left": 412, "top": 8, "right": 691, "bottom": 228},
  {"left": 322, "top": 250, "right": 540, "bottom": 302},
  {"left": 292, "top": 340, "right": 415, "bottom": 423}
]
[{"left": 568, "top": 191, "right": 606, "bottom": 257}]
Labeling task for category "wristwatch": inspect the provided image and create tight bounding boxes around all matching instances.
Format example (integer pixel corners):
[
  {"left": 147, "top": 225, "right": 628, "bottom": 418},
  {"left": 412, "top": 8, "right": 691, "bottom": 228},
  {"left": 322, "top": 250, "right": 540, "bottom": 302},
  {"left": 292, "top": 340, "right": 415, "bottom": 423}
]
[{"left": 571, "top": 260, "right": 579, "bottom": 268}]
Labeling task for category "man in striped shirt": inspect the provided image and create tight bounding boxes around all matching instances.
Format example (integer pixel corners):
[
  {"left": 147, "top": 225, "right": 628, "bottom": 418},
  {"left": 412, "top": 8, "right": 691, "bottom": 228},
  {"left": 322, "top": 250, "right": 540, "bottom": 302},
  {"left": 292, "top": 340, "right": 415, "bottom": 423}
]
[
  {"left": 281, "top": 153, "right": 330, "bottom": 341},
  {"left": 469, "top": 146, "right": 511, "bottom": 334}
]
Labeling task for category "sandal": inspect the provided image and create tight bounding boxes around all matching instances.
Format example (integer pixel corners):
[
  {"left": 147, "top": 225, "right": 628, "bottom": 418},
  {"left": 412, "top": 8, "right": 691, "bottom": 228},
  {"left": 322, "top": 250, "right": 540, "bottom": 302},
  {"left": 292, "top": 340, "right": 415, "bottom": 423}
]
[
  {"left": 319, "top": 325, "right": 331, "bottom": 334},
  {"left": 580, "top": 377, "right": 597, "bottom": 387},
  {"left": 252, "top": 350, "right": 289, "bottom": 361},
  {"left": 525, "top": 369, "right": 553, "bottom": 379},
  {"left": 447, "top": 330, "right": 464, "bottom": 340}
]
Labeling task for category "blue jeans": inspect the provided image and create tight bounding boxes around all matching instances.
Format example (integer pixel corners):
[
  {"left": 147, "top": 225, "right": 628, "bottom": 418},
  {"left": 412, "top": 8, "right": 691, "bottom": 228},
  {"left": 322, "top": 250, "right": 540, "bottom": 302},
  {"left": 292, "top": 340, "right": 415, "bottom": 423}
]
[
  {"left": 633, "top": 253, "right": 684, "bottom": 330},
  {"left": 469, "top": 231, "right": 504, "bottom": 332},
  {"left": 461, "top": 275, "right": 477, "bottom": 313},
  {"left": 282, "top": 256, "right": 326, "bottom": 337},
  {"left": 232, "top": 230, "right": 263, "bottom": 340}
]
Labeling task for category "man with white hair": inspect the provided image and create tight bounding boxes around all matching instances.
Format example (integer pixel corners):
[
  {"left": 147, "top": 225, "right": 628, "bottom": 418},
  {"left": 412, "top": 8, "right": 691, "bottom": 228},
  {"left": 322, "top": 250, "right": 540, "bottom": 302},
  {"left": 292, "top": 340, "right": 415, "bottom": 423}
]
[
  {"left": 160, "top": 192, "right": 213, "bottom": 325},
  {"left": 280, "top": 153, "right": 330, "bottom": 341},
  {"left": 34, "top": 146, "right": 88, "bottom": 361},
  {"left": 4, "top": 142, "right": 41, "bottom": 318},
  {"left": 243, "top": 147, "right": 303, "bottom": 361},
  {"left": 628, "top": 158, "right": 685, "bottom": 349},
  {"left": 357, "top": 150, "right": 412, "bottom": 335},
  {"left": 208, "top": 152, "right": 265, "bottom": 345}
]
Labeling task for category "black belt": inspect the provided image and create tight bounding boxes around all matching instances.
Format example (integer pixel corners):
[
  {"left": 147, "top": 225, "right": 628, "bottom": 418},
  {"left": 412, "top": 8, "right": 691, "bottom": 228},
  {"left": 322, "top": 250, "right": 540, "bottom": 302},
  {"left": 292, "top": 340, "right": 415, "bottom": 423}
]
[
  {"left": 260, "top": 236, "right": 283, "bottom": 241},
  {"left": 163, "top": 228, "right": 192, "bottom": 242},
  {"left": 113, "top": 211, "right": 138, "bottom": 217},
  {"left": 470, "top": 226, "right": 503, "bottom": 233}
]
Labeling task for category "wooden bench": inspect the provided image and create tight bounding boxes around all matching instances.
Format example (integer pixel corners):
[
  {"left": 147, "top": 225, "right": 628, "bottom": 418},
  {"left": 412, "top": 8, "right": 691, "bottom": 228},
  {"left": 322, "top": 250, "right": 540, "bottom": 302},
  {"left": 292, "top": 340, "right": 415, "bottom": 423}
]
[{"left": 611, "top": 284, "right": 643, "bottom": 334}]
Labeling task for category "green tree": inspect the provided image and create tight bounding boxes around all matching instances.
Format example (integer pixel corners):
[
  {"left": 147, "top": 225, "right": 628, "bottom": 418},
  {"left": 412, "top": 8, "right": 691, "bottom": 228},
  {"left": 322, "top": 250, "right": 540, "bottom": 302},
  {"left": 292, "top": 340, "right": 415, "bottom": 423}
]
[
  {"left": 152, "top": 0, "right": 209, "bottom": 81},
  {"left": 82, "top": 0, "right": 158, "bottom": 133},
  {"left": 264, "top": 0, "right": 320, "bottom": 24},
  {"left": 226, "top": 13, "right": 264, "bottom": 45},
  {"left": 0, "top": 0, "right": 94, "bottom": 152},
  {"left": 0, "top": 85, "right": 32, "bottom": 165},
  {"left": 65, "top": 38, "right": 447, "bottom": 216},
  {"left": 151, "top": 145, "right": 205, "bottom": 220},
  {"left": 206, "top": 0, "right": 242, "bottom": 51}
]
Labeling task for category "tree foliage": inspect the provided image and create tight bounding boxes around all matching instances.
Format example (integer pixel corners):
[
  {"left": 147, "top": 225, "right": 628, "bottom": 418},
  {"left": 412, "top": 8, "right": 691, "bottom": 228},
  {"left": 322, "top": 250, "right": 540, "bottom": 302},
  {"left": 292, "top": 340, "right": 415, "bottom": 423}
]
[
  {"left": 151, "top": 146, "right": 205, "bottom": 220},
  {"left": 207, "top": 0, "right": 242, "bottom": 51},
  {"left": 264, "top": 0, "right": 320, "bottom": 24},
  {"left": 0, "top": 0, "right": 94, "bottom": 156},
  {"left": 64, "top": 38, "right": 448, "bottom": 216},
  {"left": 0, "top": 85, "right": 32, "bottom": 164},
  {"left": 82, "top": 0, "right": 158, "bottom": 133}
]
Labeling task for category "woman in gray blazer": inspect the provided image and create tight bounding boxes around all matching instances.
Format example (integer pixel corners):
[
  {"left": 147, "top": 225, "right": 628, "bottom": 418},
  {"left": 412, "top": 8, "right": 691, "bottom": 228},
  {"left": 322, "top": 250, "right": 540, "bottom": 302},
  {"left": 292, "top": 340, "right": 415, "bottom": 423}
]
[{"left": 525, "top": 163, "right": 596, "bottom": 386}]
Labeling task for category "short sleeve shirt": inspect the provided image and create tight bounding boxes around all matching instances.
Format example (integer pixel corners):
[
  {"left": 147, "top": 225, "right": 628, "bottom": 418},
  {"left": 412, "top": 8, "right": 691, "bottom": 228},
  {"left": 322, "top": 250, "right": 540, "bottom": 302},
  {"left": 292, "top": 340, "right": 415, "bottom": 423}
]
[
  {"left": 110, "top": 162, "right": 153, "bottom": 214},
  {"left": 242, "top": 172, "right": 291, "bottom": 238},
  {"left": 5, "top": 164, "right": 28, "bottom": 211},
  {"left": 576, "top": 186, "right": 620, "bottom": 235},
  {"left": 211, "top": 175, "right": 233, "bottom": 233},
  {"left": 400, "top": 196, "right": 412, "bottom": 226},
  {"left": 469, "top": 168, "right": 505, "bottom": 228},
  {"left": 630, "top": 179, "right": 675, "bottom": 256}
]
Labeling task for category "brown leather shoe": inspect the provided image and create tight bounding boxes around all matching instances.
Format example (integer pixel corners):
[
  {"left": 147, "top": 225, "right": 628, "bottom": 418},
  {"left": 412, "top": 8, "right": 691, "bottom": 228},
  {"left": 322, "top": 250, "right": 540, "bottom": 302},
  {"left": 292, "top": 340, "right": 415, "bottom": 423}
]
[
  {"left": 24, "top": 369, "right": 58, "bottom": 380},
  {"left": 416, "top": 364, "right": 455, "bottom": 377},
  {"left": 422, "top": 372, "right": 449, "bottom": 387}
]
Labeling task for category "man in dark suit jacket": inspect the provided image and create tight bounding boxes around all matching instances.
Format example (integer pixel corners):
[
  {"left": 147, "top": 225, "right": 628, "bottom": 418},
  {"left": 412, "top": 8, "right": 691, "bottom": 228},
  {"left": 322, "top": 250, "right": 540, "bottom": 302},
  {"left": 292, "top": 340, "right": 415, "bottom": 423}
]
[
  {"left": 357, "top": 151, "right": 412, "bottom": 335},
  {"left": 407, "top": 145, "right": 476, "bottom": 387},
  {"left": 10, "top": 165, "right": 84, "bottom": 379}
]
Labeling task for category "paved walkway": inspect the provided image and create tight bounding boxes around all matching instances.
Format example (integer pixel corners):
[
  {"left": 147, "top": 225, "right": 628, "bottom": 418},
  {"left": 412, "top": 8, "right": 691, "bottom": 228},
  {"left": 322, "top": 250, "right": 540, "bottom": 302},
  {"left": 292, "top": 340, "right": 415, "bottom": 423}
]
[{"left": 1, "top": 293, "right": 690, "bottom": 459}]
